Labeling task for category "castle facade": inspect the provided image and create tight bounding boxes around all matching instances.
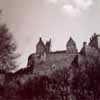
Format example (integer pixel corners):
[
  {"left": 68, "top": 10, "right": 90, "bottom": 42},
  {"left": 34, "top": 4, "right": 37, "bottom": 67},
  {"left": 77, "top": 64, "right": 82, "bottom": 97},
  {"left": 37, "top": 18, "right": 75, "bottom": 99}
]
[
  {"left": 27, "top": 33, "right": 100, "bottom": 75},
  {"left": 27, "top": 37, "right": 78, "bottom": 74}
]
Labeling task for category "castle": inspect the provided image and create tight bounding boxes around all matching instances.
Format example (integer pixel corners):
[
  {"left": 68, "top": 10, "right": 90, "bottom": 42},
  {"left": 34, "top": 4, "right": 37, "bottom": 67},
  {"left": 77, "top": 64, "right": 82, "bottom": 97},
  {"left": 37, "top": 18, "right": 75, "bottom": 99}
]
[
  {"left": 11, "top": 32, "right": 100, "bottom": 76},
  {"left": 27, "top": 36, "right": 78, "bottom": 74},
  {"left": 71, "top": 33, "right": 100, "bottom": 76},
  {"left": 26, "top": 33, "right": 100, "bottom": 75}
]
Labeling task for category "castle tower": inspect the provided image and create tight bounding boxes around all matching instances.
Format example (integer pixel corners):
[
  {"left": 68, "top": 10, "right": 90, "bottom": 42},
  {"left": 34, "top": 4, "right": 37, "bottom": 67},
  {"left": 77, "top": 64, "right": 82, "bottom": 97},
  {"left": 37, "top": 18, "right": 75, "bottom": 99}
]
[
  {"left": 66, "top": 37, "right": 77, "bottom": 54},
  {"left": 45, "top": 39, "right": 51, "bottom": 54},
  {"left": 36, "top": 37, "right": 45, "bottom": 55},
  {"left": 89, "top": 33, "right": 100, "bottom": 49},
  {"left": 36, "top": 37, "right": 47, "bottom": 62},
  {"left": 80, "top": 42, "right": 87, "bottom": 56}
]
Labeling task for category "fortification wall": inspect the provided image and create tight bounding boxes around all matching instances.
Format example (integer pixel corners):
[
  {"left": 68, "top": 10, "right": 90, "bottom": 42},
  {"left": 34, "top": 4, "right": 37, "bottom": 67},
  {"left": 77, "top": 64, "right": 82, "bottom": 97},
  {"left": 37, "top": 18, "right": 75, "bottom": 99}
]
[
  {"left": 33, "top": 52, "right": 77, "bottom": 73},
  {"left": 46, "top": 53, "right": 77, "bottom": 68}
]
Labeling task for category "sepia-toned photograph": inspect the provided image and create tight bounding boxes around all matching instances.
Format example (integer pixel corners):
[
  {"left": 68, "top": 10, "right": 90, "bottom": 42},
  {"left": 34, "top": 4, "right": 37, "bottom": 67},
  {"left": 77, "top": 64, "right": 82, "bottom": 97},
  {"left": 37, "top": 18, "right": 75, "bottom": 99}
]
[{"left": 0, "top": 0, "right": 100, "bottom": 100}]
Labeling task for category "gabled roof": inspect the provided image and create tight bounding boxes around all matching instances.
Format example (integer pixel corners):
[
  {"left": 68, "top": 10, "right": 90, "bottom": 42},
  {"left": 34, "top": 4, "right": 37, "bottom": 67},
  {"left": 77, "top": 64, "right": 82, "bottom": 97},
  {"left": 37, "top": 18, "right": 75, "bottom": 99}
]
[{"left": 36, "top": 37, "right": 45, "bottom": 48}]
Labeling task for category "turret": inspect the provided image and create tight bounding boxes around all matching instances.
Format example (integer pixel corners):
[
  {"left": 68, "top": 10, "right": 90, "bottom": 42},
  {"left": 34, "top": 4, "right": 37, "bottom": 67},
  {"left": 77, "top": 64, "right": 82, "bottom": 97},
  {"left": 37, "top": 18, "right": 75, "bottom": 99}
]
[
  {"left": 66, "top": 37, "right": 77, "bottom": 54},
  {"left": 36, "top": 37, "right": 45, "bottom": 55},
  {"left": 89, "top": 33, "right": 100, "bottom": 49},
  {"left": 80, "top": 42, "right": 87, "bottom": 56},
  {"left": 36, "top": 37, "right": 47, "bottom": 62},
  {"left": 45, "top": 39, "right": 51, "bottom": 54}
]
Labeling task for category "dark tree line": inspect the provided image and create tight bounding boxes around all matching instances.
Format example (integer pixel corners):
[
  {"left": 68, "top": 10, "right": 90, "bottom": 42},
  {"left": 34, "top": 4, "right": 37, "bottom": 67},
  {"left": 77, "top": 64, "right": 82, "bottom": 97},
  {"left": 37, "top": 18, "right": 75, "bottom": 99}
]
[
  {"left": 17, "top": 68, "right": 70, "bottom": 100},
  {"left": 0, "top": 11, "right": 18, "bottom": 72},
  {"left": 0, "top": 68, "right": 70, "bottom": 100}
]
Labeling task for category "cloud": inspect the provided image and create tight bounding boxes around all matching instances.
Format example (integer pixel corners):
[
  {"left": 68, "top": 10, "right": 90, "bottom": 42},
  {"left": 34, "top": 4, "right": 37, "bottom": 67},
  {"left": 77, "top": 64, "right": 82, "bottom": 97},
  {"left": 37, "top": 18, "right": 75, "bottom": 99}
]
[
  {"left": 62, "top": 4, "right": 81, "bottom": 17},
  {"left": 73, "top": 0, "right": 93, "bottom": 10},
  {"left": 47, "top": 0, "right": 59, "bottom": 4},
  {"left": 46, "top": 0, "right": 94, "bottom": 17}
]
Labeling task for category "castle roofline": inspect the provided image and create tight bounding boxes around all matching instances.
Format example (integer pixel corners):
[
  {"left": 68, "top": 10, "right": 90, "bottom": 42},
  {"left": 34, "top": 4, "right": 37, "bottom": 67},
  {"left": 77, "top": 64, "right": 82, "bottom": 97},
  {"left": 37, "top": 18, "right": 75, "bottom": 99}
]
[{"left": 50, "top": 50, "right": 66, "bottom": 54}]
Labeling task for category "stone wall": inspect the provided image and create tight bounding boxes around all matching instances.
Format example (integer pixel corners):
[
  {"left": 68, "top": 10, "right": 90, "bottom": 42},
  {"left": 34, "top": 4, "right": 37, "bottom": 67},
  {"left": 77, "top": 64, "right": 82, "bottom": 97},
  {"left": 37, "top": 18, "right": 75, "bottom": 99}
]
[{"left": 32, "top": 51, "right": 77, "bottom": 74}]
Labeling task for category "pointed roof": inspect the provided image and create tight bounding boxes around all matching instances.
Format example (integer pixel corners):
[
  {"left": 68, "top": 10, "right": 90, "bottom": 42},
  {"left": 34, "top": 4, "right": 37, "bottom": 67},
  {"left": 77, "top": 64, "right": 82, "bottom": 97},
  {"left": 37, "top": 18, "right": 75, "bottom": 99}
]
[
  {"left": 67, "top": 37, "right": 76, "bottom": 47},
  {"left": 37, "top": 37, "right": 45, "bottom": 48}
]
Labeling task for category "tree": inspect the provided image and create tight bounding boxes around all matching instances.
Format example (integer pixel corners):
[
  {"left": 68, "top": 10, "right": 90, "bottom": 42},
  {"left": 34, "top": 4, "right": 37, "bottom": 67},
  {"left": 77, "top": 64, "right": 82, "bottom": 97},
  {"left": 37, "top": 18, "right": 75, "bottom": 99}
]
[
  {"left": 17, "top": 68, "right": 70, "bottom": 100},
  {"left": 0, "top": 11, "right": 18, "bottom": 72},
  {"left": 71, "top": 47, "right": 100, "bottom": 100},
  {"left": 18, "top": 75, "right": 49, "bottom": 100},
  {"left": 48, "top": 68, "right": 70, "bottom": 100}
]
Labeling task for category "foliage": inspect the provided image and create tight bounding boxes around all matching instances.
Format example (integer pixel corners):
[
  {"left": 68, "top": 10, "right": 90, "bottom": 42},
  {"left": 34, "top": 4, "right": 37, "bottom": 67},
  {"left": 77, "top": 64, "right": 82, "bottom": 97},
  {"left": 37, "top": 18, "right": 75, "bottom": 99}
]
[
  {"left": 0, "top": 67, "right": 70, "bottom": 100},
  {"left": 71, "top": 49, "right": 100, "bottom": 100},
  {"left": 0, "top": 12, "right": 18, "bottom": 72},
  {"left": 48, "top": 68, "right": 70, "bottom": 100}
]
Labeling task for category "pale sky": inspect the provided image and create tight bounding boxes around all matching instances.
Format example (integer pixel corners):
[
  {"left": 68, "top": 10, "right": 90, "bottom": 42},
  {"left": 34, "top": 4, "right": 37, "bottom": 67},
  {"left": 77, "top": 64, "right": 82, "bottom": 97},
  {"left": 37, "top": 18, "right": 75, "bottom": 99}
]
[{"left": 0, "top": 0, "right": 100, "bottom": 69}]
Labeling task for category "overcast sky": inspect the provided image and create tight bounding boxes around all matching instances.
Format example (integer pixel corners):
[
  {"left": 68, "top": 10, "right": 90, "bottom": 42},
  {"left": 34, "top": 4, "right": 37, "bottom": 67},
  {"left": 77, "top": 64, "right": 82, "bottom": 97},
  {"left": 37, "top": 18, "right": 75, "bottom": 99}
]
[{"left": 0, "top": 0, "right": 100, "bottom": 69}]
